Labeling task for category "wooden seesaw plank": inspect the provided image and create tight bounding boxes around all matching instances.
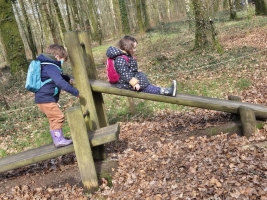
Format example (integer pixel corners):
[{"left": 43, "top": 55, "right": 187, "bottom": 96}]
[
  {"left": 90, "top": 80, "right": 267, "bottom": 119},
  {"left": 0, "top": 123, "right": 119, "bottom": 174}
]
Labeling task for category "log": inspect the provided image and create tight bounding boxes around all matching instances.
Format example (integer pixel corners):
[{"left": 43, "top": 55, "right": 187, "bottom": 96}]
[
  {"left": 0, "top": 123, "right": 119, "bottom": 174},
  {"left": 239, "top": 106, "right": 258, "bottom": 137},
  {"left": 66, "top": 106, "right": 98, "bottom": 192},
  {"left": 89, "top": 80, "right": 267, "bottom": 119},
  {"left": 228, "top": 95, "right": 242, "bottom": 102}
]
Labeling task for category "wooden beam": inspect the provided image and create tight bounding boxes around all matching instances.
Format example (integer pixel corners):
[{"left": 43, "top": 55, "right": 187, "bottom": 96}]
[
  {"left": 89, "top": 80, "right": 267, "bottom": 119},
  {"left": 64, "top": 31, "right": 100, "bottom": 131},
  {"left": 66, "top": 106, "right": 98, "bottom": 192},
  {"left": 239, "top": 106, "right": 258, "bottom": 137},
  {"left": 78, "top": 31, "right": 108, "bottom": 159},
  {"left": 0, "top": 124, "right": 119, "bottom": 174}
]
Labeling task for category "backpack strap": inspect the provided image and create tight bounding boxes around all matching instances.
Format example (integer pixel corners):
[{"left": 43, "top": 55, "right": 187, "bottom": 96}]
[
  {"left": 40, "top": 62, "right": 63, "bottom": 86},
  {"left": 41, "top": 62, "right": 63, "bottom": 72}
]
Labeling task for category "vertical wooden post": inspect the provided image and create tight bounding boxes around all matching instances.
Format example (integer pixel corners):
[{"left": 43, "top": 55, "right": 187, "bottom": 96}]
[
  {"left": 228, "top": 95, "right": 242, "bottom": 120},
  {"left": 78, "top": 31, "right": 109, "bottom": 128},
  {"left": 66, "top": 106, "right": 98, "bottom": 192},
  {"left": 64, "top": 31, "right": 100, "bottom": 131},
  {"left": 128, "top": 97, "right": 136, "bottom": 115},
  {"left": 78, "top": 31, "right": 108, "bottom": 159},
  {"left": 78, "top": 31, "right": 98, "bottom": 80},
  {"left": 239, "top": 106, "right": 258, "bottom": 137},
  {"left": 64, "top": 31, "right": 105, "bottom": 159}
]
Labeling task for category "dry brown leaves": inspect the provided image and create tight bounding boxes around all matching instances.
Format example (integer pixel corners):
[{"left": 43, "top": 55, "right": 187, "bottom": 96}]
[{"left": 95, "top": 112, "right": 267, "bottom": 199}]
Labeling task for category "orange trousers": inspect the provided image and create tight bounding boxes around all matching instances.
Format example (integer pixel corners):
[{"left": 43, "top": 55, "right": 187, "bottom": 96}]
[{"left": 37, "top": 102, "right": 64, "bottom": 130}]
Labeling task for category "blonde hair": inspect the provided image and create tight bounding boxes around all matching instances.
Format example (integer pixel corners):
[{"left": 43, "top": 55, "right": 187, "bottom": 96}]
[
  {"left": 117, "top": 36, "right": 138, "bottom": 56},
  {"left": 45, "top": 44, "right": 68, "bottom": 61}
]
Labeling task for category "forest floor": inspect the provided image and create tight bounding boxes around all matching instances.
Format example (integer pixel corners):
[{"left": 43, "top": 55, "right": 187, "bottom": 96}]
[{"left": 2, "top": 13, "right": 267, "bottom": 199}]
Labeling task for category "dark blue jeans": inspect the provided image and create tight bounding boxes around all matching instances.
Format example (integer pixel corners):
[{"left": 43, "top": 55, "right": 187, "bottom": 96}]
[{"left": 141, "top": 84, "right": 160, "bottom": 94}]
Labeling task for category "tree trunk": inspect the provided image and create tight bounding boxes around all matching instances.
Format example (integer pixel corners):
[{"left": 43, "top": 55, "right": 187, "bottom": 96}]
[
  {"left": 42, "top": 0, "right": 58, "bottom": 44},
  {"left": 53, "top": 0, "right": 67, "bottom": 33},
  {"left": 68, "top": 0, "right": 81, "bottom": 30},
  {"left": 254, "top": 0, "right": 267, "bottom": 15},
  {"left": 119, "top": 0, "right": 130, "bottom": 34},
  {"left": 38, "top": 0, "right": 53, "bottom": 48},
  {"left": 17, "top": 0, "right": 38, "bottom": 59},
  {"left": 136, "top": 0, "right": 144, "bottom": 33},
  {"left": 86, "top": 0, "right": 98, "bottom": 41},
  {"left": 184, "top": 0, "right": 195, "bottom": 32},
  {"left": 112, "top": 0, "right": 123, "bottom": 37},
  {"left": 223, "top": 0, "right": 229, "bottom": 9},
  {"left": 50, "top": 0, "right": 64, "bottom": 45},
  {"left": 0, "top": 0, "right": 28, "bottom": 74},
  {"left": 65, "top": 0, "right": 72, "bottom": 31},
  {"left": 229, "top": 0, "right": 237, "bottom": 19},
  {"left": 141, "top": 0, "right": 150, "bottom": 30},
  {"left": 192, "top": 0, "right": 223, "bottom": 53},
  {"left": 30, "top": 0, "right": 44, "bottom": 53}
]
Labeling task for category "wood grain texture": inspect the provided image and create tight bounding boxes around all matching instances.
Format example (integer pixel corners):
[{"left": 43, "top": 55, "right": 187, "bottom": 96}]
[
  {"left": 0, "top": 123, "right": 119, "bottom": 174},
  {"left": 89, "top": 79, "right": 267, "bottom": 119}
]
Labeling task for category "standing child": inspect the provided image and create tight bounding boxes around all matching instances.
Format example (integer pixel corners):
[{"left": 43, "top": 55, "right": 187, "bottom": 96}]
[
  {"left": 106, "top": 35, "right": 177, "bottom": 96},
  {"left": 35, "top": 44, "right": 79, "bottom": 148}
]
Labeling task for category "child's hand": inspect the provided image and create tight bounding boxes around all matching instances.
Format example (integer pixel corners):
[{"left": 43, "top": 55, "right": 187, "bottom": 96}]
[
  {"left": 69, "top": 79, "right": 75, "bottom": 85},
  {"left": 133, "top": 83, "right": 140, "bottom": 91}
]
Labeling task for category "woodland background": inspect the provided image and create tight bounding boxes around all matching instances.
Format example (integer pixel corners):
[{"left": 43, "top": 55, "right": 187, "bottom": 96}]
[
  {"left": 2, "top": 0, "right": 267, "bottom": 199},
  {"left": 1, "top": 0, "right": 262, "bottom": 73}
]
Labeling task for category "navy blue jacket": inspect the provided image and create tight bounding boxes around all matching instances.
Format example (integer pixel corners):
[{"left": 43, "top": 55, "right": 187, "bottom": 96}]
[
  {"left": 35, "top": 54, "right": 79, "bottom": 103},
  {"left": 106, "top": 46, "right": 150, "bottom": 90}
]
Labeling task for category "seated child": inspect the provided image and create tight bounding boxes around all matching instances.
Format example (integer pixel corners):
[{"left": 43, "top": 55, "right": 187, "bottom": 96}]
[{"left": 106, "top": 35, "right": 176, "bottom": 96}]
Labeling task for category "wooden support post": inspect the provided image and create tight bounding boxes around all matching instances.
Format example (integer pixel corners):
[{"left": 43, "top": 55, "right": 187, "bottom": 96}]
[
  {"left": 66, "top": 106, "right": 98, "bottom": 193},
  {"left": 228, "top": 95, "right": 242, "bottom": 102},
  {"left": 228, "top": 95, "right": 242, "bottom": 120},
  {"left": 239, "top": 106, "right": 258, "bottom": 137},
  {"left": 78, "top": 31, "right": 108, "bottom": 128},
  {"left": 78, "top": 31, "right": 109, "bottom": 159},
  {"left": 64, "top": 31, "right": 105, "bottom": 160},
  {"left": 128, "top": 97, "right": 136, "bottom": 115}
]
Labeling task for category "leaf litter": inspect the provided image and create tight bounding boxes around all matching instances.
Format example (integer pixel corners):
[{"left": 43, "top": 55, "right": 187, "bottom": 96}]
[{"left": 2, "top": 17, "right": 267, "bottom": 199}]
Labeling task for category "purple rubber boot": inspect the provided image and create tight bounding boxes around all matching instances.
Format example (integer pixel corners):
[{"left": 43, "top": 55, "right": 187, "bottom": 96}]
[{"left": 50, "top": 129, "right": 73, "bottom": 148}]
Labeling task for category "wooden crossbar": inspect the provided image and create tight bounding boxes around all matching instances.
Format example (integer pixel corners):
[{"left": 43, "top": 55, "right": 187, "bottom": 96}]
[
  {"left": 90, "top": 79, "right": 267, "bottom": 119},
  {"left": 0, "top": 123, "right": 119, "bottom": 174}
]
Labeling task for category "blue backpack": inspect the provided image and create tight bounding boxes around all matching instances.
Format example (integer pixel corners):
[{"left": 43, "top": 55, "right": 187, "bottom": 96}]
[{"left": 25, "top": 60, "right": 62, "bottom": 93}]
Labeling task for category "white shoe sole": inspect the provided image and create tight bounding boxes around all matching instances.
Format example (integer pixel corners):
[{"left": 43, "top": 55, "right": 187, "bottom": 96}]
[{"left": 172, "top": 80, "right": 177, "bottom": 97}]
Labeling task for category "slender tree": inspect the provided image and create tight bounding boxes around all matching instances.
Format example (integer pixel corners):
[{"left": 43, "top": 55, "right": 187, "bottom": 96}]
[
  {"left": 86, "top": 0, "right": 99, "bottom": 41},
  {"left": 119, "top": 0, "right": 130, "bottom": 34},
  {"left": 136, "top": 0, "right": 144, "bottom": 33},
  {"left": 54, "top": 0, "right": 67, "bottom": 33},
  {"left": 42, "top": 0, "right": 59, "bottom": 43},
  {"left": 17, "top": 0, "right": 38, "bottom": 59},
  {"left": 0, "top": 0, "right": 28, "bottom": 74},
  {"left": 254, "top": 0, "right": 267, "bottom": 15},
  {"left": 141, "top": 0, "right": 150, "bottom": 30},
  {"left": 229, "top": 0, "right": 237, "bottom": 20},
  {"left": 192, "top": 0, "right": 223, "bottom": 53},
  {"left": 184, "top": 0, "right": 195, "bottom": 31}
]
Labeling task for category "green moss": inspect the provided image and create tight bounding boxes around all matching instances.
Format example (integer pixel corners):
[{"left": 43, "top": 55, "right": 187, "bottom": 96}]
[
  {"left": 256, "top": 122, "right": 265, "bottom": 129},
  {"left": 0, "top": 0, "right": 28, "bottom": 74}
]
